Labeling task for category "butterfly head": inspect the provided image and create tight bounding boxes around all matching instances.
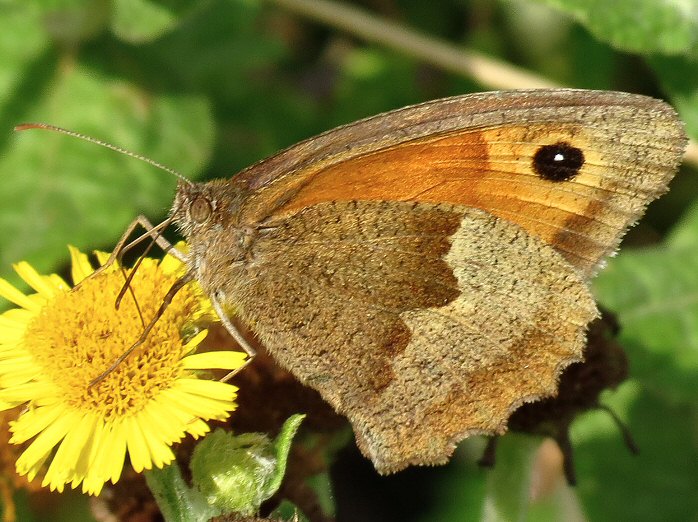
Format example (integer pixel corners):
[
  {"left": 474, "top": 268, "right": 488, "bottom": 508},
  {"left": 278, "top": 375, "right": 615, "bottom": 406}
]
[{"left": 171, "top": 179, "right": 246, "bottom": 240}]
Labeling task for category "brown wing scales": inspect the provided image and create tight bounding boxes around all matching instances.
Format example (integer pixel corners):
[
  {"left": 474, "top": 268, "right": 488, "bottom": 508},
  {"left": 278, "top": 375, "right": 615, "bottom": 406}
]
[{"left": 223, "top": 200, "right": 597, "bottom": 472}]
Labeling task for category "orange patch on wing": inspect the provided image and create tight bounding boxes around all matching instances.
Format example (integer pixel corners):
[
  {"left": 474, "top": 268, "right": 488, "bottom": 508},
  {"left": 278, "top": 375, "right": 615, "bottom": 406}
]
[{"left": 276, "top": 125, "right": 614, "bottom": 272}]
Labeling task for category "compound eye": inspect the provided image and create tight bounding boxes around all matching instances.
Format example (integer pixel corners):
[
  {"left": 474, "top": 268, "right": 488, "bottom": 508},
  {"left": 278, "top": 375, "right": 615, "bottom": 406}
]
[{"left": 190, "top": 197, "right": 212, "bottom": 223}]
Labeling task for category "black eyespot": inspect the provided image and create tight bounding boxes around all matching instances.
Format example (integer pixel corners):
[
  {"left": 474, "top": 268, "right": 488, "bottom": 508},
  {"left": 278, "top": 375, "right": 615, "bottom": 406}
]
[{"left": 532, "top": 142, "right": 584, "bottom": 182}]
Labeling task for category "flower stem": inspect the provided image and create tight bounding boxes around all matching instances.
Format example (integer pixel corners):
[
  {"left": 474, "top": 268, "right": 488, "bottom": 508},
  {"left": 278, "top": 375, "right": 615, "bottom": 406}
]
[
  {"left": 145, "top": 464, "right": 215, "bottom": 522},
  {"left": 482, "top": 434, "right": 540, "bottom": 522}
]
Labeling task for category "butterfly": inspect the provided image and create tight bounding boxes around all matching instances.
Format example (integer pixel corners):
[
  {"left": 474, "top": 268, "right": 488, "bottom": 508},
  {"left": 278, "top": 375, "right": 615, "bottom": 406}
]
[{"left": 22, "top": 89, "right": 688, "bottom": 473}]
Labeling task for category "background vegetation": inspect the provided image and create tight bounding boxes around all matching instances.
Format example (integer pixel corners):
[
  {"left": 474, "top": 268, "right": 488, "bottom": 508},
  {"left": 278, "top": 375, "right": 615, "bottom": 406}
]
[{"left": 1, "top": 0, "right": 697, "bottom": 520}]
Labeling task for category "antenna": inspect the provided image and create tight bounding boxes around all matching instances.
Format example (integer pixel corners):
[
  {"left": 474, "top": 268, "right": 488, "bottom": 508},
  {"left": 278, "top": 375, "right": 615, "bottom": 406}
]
[{"left": 14, "top": 123, "right": 193, "bottom": 186}]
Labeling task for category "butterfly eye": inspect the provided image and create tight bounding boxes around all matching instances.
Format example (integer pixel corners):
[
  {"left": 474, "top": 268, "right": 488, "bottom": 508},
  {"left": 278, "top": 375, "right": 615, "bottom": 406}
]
[{"left": 190, "top": 197, "right": 212, "bottom": 223}]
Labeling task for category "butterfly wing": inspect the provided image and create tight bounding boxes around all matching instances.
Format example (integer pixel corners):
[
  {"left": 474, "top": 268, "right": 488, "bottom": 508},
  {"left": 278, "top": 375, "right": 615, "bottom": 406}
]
[
  {"left": 183, "top": 89, "right": 684, "bottom": 472},
  {"left": 222, "top": 200, "right": 597, "bottom": 472},
  {"left": 236, "top": 89, "right": 686, "bottom": 277}
]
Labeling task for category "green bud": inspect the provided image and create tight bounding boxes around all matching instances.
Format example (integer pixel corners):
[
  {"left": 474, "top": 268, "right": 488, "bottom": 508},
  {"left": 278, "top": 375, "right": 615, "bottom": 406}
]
[{"left": 191, "top": 414, "right": 305, "bottom": 516}]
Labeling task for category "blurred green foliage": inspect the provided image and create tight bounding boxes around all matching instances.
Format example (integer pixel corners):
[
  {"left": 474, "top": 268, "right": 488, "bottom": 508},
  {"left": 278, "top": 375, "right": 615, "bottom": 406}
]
[{"left": 1, "top": 0, "right": 698, "bottom": 521}]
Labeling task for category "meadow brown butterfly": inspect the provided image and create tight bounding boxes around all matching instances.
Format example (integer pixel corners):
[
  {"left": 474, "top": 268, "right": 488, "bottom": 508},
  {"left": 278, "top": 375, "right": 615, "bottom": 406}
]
[{"left": 20, "top": 89, "right": 688, "bottom": 474}]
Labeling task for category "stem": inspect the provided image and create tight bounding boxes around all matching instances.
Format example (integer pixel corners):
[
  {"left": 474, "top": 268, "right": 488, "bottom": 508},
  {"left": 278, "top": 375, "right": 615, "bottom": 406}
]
[
  {"left": 482, "top": 435, "right": 540, "bottom": 522},
  {"left": 267, "top": 0, "right": 560, "bottom": 89},
  {"left": 145, "top": 465, "right": 216, "bottom": 522}
]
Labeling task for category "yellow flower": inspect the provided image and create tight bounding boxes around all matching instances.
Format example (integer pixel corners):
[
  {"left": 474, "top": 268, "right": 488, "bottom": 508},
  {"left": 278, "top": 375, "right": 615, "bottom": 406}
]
[{"left": 0, "top": 246, "right": 246, "bottom": 496}]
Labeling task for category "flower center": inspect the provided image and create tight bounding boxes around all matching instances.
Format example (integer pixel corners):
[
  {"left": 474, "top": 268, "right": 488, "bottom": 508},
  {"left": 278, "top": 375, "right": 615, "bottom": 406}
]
[{"left": 24, "top": 265, "right": 203, "bottom": 419}]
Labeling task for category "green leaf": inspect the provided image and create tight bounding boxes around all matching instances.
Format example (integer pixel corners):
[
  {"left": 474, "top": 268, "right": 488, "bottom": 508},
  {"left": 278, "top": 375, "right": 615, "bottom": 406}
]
[
  {"left": 650, "top": 54, "right": 698, "bottom": 140},
  {"left": 0, "top": 4, "right": 48, "bottom": 103},
  {"left": 500, "top": 1, "right": 616, "bottom": 89},
  {"left": 572, "top": 381, "right": 698, "bottom": 521},
  {"left": 667, "top": 200, "right": 698, "bottom": 249},
  {"left": 34, "top": 0, "right": 111, "bottom": 45},
  {"left": 0, "top": 62, "right": 213, "bottom": 281},
  {"left": 265, "top": 413, "right": 306, "bottom": 497},
  {"left": 591, "top": 183, "right": 698, "bottom": 403},
  {"left": 0, "top": 1, "right": 696, "bottom": 519},
  {"left": 416, "top": 440, "right": 487, "bottom": 522},
  {"left": 304, "top": 471, "right": 336, "bottom": 519},
  {"left": 528, "top": 0, "right": 698, "bottom": 55},
  {"left": 593, "top": 242, "right": 698, "bottom": 401},
  {"left": 111, "top": 0, "right": 191, "bottom": 43},
  {"left": 271, "top": 500, "right": 310, "bottom": 522}
]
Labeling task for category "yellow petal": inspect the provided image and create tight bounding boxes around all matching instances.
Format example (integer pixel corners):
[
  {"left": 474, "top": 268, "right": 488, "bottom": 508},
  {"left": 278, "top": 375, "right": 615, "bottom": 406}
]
[
  {"left": 125, "top": 416, "right": 151, "bottom": 473},
  {"left": 139, "top": 419, "right": 175, "bottom": 469},
  {"left": 48, "top": 274, "right": 70, "bottom": 292},
  {"left": 175, "top": 378, "right": 238, "bottom": 401},
  {"left": 185, "top": 418, "right": 210, "bottom": 438},
  {"left": 13, "top": 262, "right": 60, "bottom": 299},
  {"left": 164, "top": 387, "right": 235, "bottom": 419},
  {"left": 0, "top": 313, "right": 31, "bottom": 333},
  {"left": 138, "top": 404, "right": 180, "bottom": 445},
  {"left": 0, "top": 381, "right": 55, "bottom": 406},
  {"left": 17, "top": 411, "right": 74, "bottom": 476},
  {"left": 93, "top": 250, "right": 111, "bottom": 266},
  {"left": 50, "top": 412, "right": 95, "bottom": 475},
  {"left": 86, "top": 421, "right": 126, "bottom": 492},
  {"left": 0, "top": 366, "right": 40, "bottom": 387},
  {"left": 23, "top": 444, "right": 53, "bottom": 483},
  {"left": 0, "top": 278, "right": 40, "bottom": 311},
  {"left": 182, "top": 350, "right": 247, "bottom": 370},
  {"left": 69, "top": 246, "right": 95, "bottom": 285},
  {"left": 106, "top": 425, "right": 127, "bottom": 483},
  {"left": 0, "top": 240, "right": 239, "bottom": 495},
  {"left": 43, "top": 411, "right": 89, "bottom": 488},
  {"left": 160, "top": 244, "right": 188, "bottom": 274},
  {"left": 0, "top": 328, "right": 25, "bottom": 345},
  {"left": 10, "top": 403, "right": 66, "bottom": 443}
]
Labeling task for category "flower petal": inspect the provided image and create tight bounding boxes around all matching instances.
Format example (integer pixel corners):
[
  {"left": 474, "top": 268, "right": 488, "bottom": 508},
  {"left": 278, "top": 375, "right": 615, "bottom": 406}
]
[
  {"left": 138, "top": 418, "right": 175, "bottom": 469},
  {"left": 160, "top": 242, "right": 188, "bottom": 275},
  {"left": 43, "top": 410, "right": 92, "bottom": 489},
  {"left": 85, "top": 420, "right": 126, "bottom": 494},
  {"left": 69, "top": 246, "right": 95, "bottom": 285},
  {"left": 125, "top": 416, "right": 151, "bottom": 473},
  {"left": 13, "top": 262, "right": 60, "bottom": 300},
  {"left": 0, "top": 314, "right": 30, "bottom": 335},
  {"left": 0, "top": 278, "right": 40, "bottom": 311},
  {"left": 10, "top": 403, "right": 67, "bottom": 443},
  {"left": 17, "top": 410, "right": 75, "bottom": 477},
  {"left": 185, "top": 418, "right": 210, "bottom": 438},
  {"left": 0, "top": 381, "right": 55, "bottom": 409},
  {"left": 0, "top": 242, "right": 239, "bottom": 495},
  {"left": 182, "top": 351, "right": 247, "bottom": 370},
  {"left": 175, "top": 378, "right": 238, "bottom": 401}
]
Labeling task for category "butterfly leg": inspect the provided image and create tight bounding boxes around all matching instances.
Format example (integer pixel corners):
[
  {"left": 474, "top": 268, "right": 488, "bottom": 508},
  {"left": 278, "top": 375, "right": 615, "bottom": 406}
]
[
  {"left": 83, "top": 216, "right": 192, "bottom": 388},
  {"left": 597, "top": 404, "right": 639, "bottom": 455},
  {"left": 211, "top": 293, "right": 256, "bottom": 382},
  {"left": 106, "top": 214, "right": 186, "bottom": 267},
  {"left": 118, "top": 214, "right": 187, "bottom": 263},
  {"left": 89, "top": 272, "right": 194, "bottom": 388},
  {"left": 76, "top": 215, "right": 185, "bottom": 291}
]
